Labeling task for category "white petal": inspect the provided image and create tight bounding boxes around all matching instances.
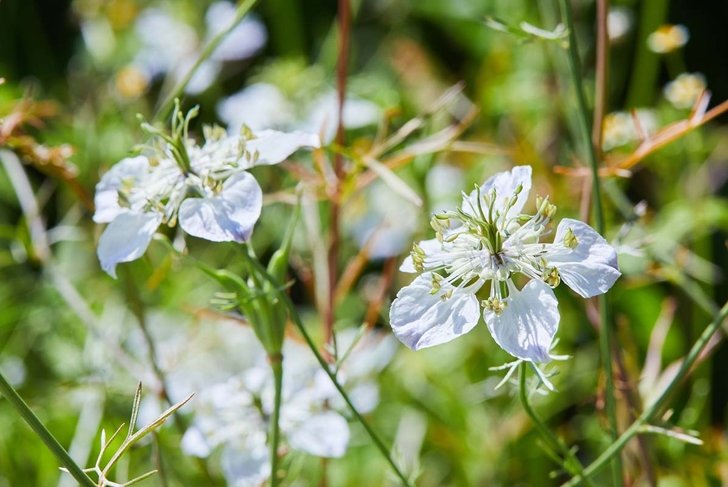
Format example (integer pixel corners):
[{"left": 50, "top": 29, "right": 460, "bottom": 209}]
[
  {"left": 389, "top": 273, "right": 480, "bottom": 350},
  {"left": 221, "top": 439, "right": 270, "bottom": 487},
  {"left": 97, "top": 212, "right": 162, "bottom": 278},
  {"left": 400, "top": 238, "right": 441, "bottom": 272},
  {"left": 549, "top": 218, "right": 621, "bottom": 298},
  {"left": 181, "top": 426, "right": 212, "bottom": 458},
  {"left": 484, "top": 280, "right": 559, "bottom": 363},
  {"left": 179, "top": 172, "right": 262, "bottom": 242},
  {"left": 463, "top": 165, "right": 532, "bottom": 221},
  {"left": 246, "top": 130, "right": 321, "bottom": 166},
  {"left": 93, "top": 156, "right": 150, "bottom": 223},
  {"left": 217, "top": 83, "right": 292, "bottom": 132},
  {"left": 301, "top": 92, "right": 380, "bottom": 143},
  {"left": 287, "top": 411, "right": 350, "bottom": 458},
  {"left": 206, "top": 3, "right": 266, "bottom": 61}
]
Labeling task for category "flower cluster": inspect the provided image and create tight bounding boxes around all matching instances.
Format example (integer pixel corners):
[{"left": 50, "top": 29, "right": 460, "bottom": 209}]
[
  {"left": 178, "top": 328, "right": 396, "bottom": 487},
  {"left": 94, "top": 110, "right": 319, "bottom": 277},
  {"left": 389, "top": 166, "right": 620, "bottom": 363}
]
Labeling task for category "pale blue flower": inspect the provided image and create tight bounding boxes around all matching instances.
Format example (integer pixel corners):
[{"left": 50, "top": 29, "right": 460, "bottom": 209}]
[
  {"left": 94, "top": 129, "right": 319, "bottom": 277},
  {"left": 390, "top": 165, "right": 621, "bottom": 362}
]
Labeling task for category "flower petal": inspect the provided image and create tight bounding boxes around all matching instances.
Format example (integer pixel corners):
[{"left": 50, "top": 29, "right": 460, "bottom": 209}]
[
  {"left": 97, "top": 211, "right": 162, "bottom": 278},
  {"left": 484, "top": 279, "right": 559, "bottom": 363},
  {"left": 287, "top": 411, "right": 350, "bottom": 458},
  {"left": 246, "top": 129, "right": 321, "bottom": 166},
  {"left": 400, "top": 238, "right": 441, "bottom": 272},
  {"left": 179, "top": 172, "right": 262, "bottom": 242},
  {"left": 220, "top": 438, "right": 270, "bottom": 487},
  {"left": 463, "top": 165, "right": 532, "bottom": 222},
  {"left": 549, "top": 218, "right": 621, "bottom": 298},
  {"left": 217, "top": 83, "right": 292, "bottom": 132},
  {"left": 93, "top": 156, "right": 150, "bottom": 223},
  {"left": 389, "top": 273, "right": 480, "bottom": 350}
]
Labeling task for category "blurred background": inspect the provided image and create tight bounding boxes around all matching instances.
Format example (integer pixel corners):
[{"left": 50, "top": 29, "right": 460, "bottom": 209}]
[{"left": 1, "top": 0, "right": 727, "bottom": 485}]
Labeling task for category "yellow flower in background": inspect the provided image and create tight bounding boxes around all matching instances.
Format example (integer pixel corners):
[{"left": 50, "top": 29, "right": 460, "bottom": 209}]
[
  {"left": 114, "top": 66, "right": 149, "bottom": 99},
  {"left": 664, "top": 73, "right": 706, "bottom": 109},
  {"left": 602, "top": 110, "right": 657, "bottom": 150},
  {"left": 647, "top": 24, "right": 689, "bottom": 53}
]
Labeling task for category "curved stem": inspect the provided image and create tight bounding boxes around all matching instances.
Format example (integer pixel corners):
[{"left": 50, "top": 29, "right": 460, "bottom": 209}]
[
  {"left": 269, "top": 354, "right": 284, "bottom": 487},
  {"left": 153, "top": 0, "right": 259, "bottom": 123},
  {"left": 240, "top": 253, "right": 412, "bottom": 486},
  {"left": 557, "top": 0, "right": 622, "bottom": 484},
  {"left": 563, "top": 300, "right": 728, "bottom": 486},
  {"left": 0, "top": 372, "right": 96, "bottom": 487},
  {"left": 518, "top": 365, "right": 588, "bottom": 482}
]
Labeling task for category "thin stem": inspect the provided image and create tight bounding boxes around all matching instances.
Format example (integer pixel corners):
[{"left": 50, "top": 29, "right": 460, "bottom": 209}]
[
  {"left": 557, "top": 0, "right": 622, "bottom": 483},
  {"left": 518, "top": 365, "right": 588, "bottom": 481},
  {"left": 0, "top": 372, "right": 96, "bottom": 487},
  {"left": 269, "top": 355, "right": 284, "bottom": 487},
  {"left": 240, "top": 254, "right": 412, "bottom": 486},
  {"left": 562, "top": 300, "right": 728, "bottom": 486},
  {"left": 153, "top": 0, "right": 258, "bottom": 123},
  {"left": 324, "top": 0, "right": 352, "bottom": 350},
  {"left": 592, "top": 0, "right": 609, "bottom": 158}
]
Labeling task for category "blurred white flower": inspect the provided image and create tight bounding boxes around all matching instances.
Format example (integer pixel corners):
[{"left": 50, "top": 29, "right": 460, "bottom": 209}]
[
  {"left": 647, "top": 24, "right": 689, "bottom": 54},
  {"left": 205, "top": 2, "right": 267, "bottom": 62},
  {"left": 607, "top": 7, "right": 632, "bottom": 42},
  {"left": 133, "top": 3, "right": 266, "bottom": 95},
  {"left": 425, "top": 164, "right": 465, "bottom": 212},
  {"left": 217, "top": 83, "right": 295, "bottom": 132},
  {"left": 389, "top": 166, "right": 620, "bottom": 362},
  {"left": 218, "top": 84, "right": 380, "bottom": 142},
  {"left": 344, "top": 181, "right": 420, "bottom": 259},
  {"left": 303, "top": 91, "right": 382, "bottom": 142},
  {"left": 602, "top": 109, "right": 658, "bottom": 150},
  {"left": 664, "top": 73, "right": 706, "bottom": 109},
  {"left": 94, "top": 127, "right": 319, "bottom": 277},
  {"left": 175, "top": 326, "right": 395, "bottom": 486}
]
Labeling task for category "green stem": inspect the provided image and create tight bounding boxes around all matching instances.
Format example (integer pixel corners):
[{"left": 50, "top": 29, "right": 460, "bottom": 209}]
[
  {"left": 153, "top": 0, "right": 259, "bottom": 123},
  {"left": 269, "top": 354, "right": 284, "bottom": 487},
  {"left": 563, "top": 300, "right": 728, "bottom": 486},
  {"left": 240, "top": 253, "right": 412, "bottom": 486},
  {"left": 557, "top": 0, "right": 622, "bottom": 484},
  {"left": 518, "top": 365, "right": 588, "bottom": 482},
  {"left": 0, "top": 372, "right": 96, "bottom": 487}
]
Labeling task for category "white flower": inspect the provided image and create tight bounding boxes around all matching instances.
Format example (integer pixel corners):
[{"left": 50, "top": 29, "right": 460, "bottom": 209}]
[
  {"left": 602, "top": 110, "right": 658, "bottom": 150},
  {"left": 664, "top": 73, "right": 706, "bottom": 109},
  {"left": 344, "top": 181, "right": 420, "bottom": 259},
  {"left": 182, "top": 339, "right": 351, "bottom": 487},
  {"left": 607, "top": 7, "right": 632, "bottom": 42},
  {"left": 94, "top": 126, "right": 319, "bottom": 277},
  {"left": 204, "top": 2, "right": 267, "bottom": 62},
  {"left": 647, "top": 24, "right": 689, "bottom": 54},
  {"left": 389, "top": 165, "right": 620, "bottom": 362},
  {"left": 133, "top": 4, "right": 266, "bottom": 95},
  {"left": 217, "top": 83, "right": 380, "bottom": 142}
]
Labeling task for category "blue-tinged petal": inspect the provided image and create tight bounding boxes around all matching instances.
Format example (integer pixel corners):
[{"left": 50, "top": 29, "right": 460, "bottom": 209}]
[
  {"left": 484, "top": 279, "right": 559, "bottom": 363},
  {"left": 286, "top": 411, "right": 350, "bottom": 458},
  {"left": 246, "top": 130, "right": 321, "bottom": 166},
  {"left": 179, "top": 171, "right": 262, "bottom": 242},
  {"left": 94, "top": 156, "right": 150, "bottom": 223},
  {"left": 463, "top": 165, "right": 532, "bottom": 222},
  {"left": 220, "top": 437, "right": 270, "bottom": 487},
  {"left": 548, "top": 218, "right": 621, "bottom": 298},
  {"left": 389, "top": 272, "right": 480, "bottom": 350},
  {"left": 97, "top": 211, "right": 162, "bottom": 278}
]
